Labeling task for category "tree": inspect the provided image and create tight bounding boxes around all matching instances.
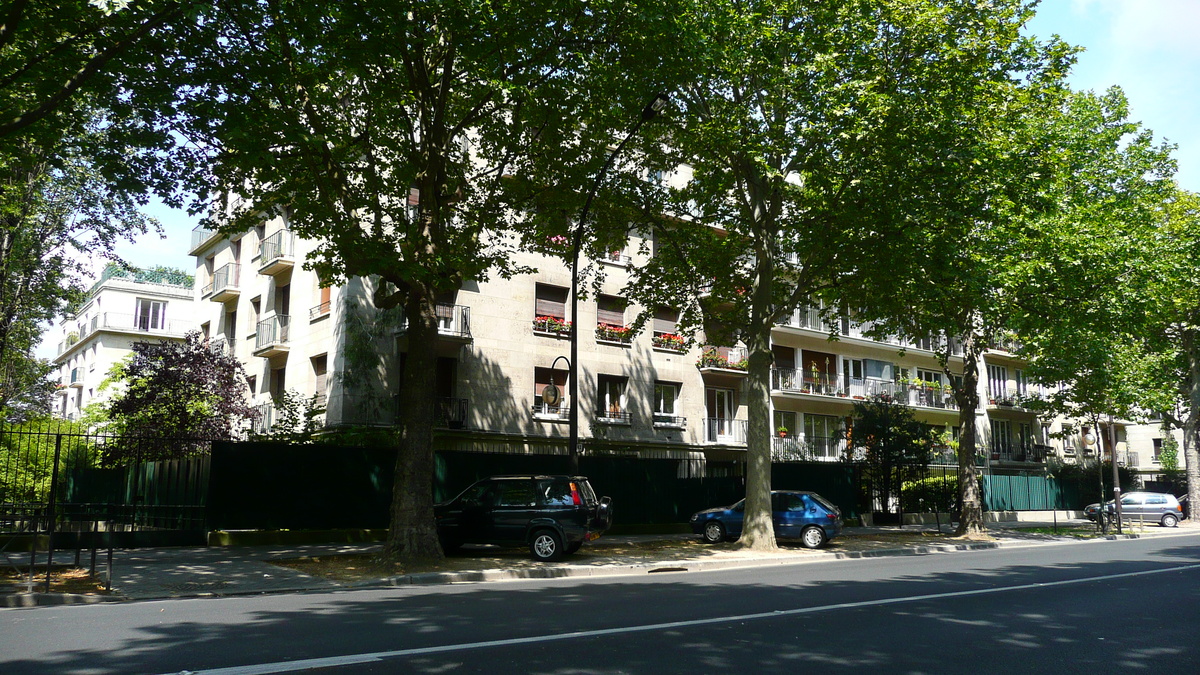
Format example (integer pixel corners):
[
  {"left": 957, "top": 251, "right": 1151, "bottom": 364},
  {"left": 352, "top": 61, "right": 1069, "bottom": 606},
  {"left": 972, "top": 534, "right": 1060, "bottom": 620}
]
[
  {"left": 101, "top": 331, "right": 256, "bottom": 463},
  {"left": 170, "top": 0, "right": 678, "bottom": 560},
  {"left": 624, "top": 0, "right": 1068, "bottom": 549},
  {"left": 850, "top": 395, "right": 936, "bottom": 522}
]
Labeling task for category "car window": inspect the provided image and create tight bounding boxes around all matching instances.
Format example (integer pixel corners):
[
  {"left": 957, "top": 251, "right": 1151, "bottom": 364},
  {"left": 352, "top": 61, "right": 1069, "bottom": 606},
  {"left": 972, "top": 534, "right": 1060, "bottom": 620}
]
[
  {"left": 732, "top": 499, "right": 745, "bottom": 512},
  {"left": 458, "top": 483, "right": 493, "bottom": 507},
  {"left": 810, "top": 494, "right": 839, "bottom": 513},
  {"left": 495, "top": 481, "right": 538, "bottom": 507},
  {"left": 542, "top": 481, "right": 575, "bottom": 506},
  {"left": 1147, "top": 494, "right": 1167, "bottom": 505},
  {"left": 1121, "top": 495, "right": 1143, "bottom": 506},
  {"left": 783, "top": 494, "right": 804, "bottom": 512}
]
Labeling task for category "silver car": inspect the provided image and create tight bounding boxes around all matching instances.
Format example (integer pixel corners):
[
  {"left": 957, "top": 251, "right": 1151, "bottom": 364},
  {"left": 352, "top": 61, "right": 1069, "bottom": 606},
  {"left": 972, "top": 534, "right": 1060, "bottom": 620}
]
[{"left": 1086, "top": 492, "right": 1183, "bottom": 527}]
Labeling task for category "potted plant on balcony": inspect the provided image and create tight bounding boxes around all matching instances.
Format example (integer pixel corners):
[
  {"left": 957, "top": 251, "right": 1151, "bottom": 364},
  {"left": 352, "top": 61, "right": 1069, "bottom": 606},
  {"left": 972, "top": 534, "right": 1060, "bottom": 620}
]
[
  {"left": 777, "top": 426, "right": 789, "bottom": 438},
  {"left": 596, "top": 322, "right": 633, "bottom": 343},
  {"left": 533, "top": 315, "right": 572, "bottom": 335},
  {"left": 652, "top": 332, "right": 686, "bottom": 351}
]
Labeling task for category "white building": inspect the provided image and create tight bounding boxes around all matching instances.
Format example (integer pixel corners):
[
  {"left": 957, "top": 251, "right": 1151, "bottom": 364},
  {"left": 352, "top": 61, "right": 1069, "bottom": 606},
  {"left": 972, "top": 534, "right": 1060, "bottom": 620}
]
[{"left": 50, "top": 266, "right": 199, "bottom": 420}]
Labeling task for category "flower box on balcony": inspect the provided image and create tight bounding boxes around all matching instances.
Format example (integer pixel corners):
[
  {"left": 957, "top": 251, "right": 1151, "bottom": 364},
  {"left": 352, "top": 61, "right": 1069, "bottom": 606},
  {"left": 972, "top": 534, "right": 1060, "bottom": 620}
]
[
  {"left": 696, "top": 349, "right": 747, "bottom": 371},
  {"left": 532, "top": 316, "right": 573, "bottom": 337},
  {"left": 652, "top": 333, "right": 686, "bottom": 352},
  {"left": 595, "top": 323, "right": 633, "bottom": 345}
]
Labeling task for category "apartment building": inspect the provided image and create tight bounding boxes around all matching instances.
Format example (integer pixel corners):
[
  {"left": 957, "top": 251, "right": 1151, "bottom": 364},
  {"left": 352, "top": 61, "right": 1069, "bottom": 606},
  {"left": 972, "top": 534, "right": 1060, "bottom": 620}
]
[
  {"left": 49, "top": 266, "right": 199, "bottom": 420},
  {"left": 186, "top": 211, "right": 1183, "bottom": 480}
]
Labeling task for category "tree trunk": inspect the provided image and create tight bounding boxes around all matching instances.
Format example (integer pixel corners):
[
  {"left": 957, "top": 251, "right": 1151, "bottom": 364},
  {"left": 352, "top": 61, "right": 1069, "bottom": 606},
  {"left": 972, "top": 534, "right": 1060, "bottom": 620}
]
[
  {"left": 1183, "top": 328, "right": 1200, "bottom": 522},
  {"left": 954, "top": 330, "right": 987, "bottom": 536},
  {"left": 383, "top": 289, "right": 444, "bottom": 561},
  {"left": 739, "top": 323, "right": 777, "bottom": 551}
]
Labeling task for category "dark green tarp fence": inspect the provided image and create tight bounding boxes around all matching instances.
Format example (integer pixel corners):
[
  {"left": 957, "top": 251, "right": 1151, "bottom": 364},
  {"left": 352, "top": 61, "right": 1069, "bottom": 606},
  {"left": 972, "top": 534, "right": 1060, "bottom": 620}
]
[{"left": 206, "top": 442, "right": 864, "bottom": 531}]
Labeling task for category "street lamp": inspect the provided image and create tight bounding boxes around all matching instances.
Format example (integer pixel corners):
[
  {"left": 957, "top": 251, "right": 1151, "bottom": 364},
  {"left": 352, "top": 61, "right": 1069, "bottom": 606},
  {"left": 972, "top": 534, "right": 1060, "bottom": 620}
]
[{"left": 567, "top": 94, "right": 669, "bottom": 472}]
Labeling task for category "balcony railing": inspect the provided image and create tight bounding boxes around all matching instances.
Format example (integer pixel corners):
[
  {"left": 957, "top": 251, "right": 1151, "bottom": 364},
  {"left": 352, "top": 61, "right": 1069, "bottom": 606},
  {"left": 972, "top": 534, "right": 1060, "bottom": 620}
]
[
  {"left": 189, "top": 224, "right": 221, "bottom": 253},
  {"left": 258, "top": 229, "right": 295, "bottom": 267},
  {"left": 594, "top": 409, "right": 632, "bottom": 424},
  {"left": 208, "top": 335, "right": 235, "bottom": 356},
  {"left": 771, "top": 436, "right": 846, "bottom": 462},
  {"left": 252, "top": 402, "right": 275, "bottom": 434},
  {"left": 703, "top": 418, "right": 747, "bottom": 445},
  {"left": 988, "top": 387, "right": 1042, "bottom": 408},
  {"left": 202, "top": 263, "right": 241, "bottom": 300},
  {"left": 434, "top": 397, "right": 469, "bottom": 429},
  {"left": 777, "top": 307, "right": 964, "bottom": 356},
  {"left": 988, "top": 444, "right": 1048, "bottom": 463},
  {"left": 771, "top": 370, "right": 958, "bottom": 410},
  {"left": 531, "top": 403, "right": 570, "bottom": 420},
  {"left": 595, "top": 323, "right": 634, "bottom": 345},
  {"left": 398, "top": 304, "right": 471, "bottom": 339},
  {"left": 697, "top": 346, "right": 748, "bottom": 371},
  {"left": 309, "top": 301, "right": 332, "bottom": 320},
  {"left": 69, "top": 367, "right": 83, "bottom": 387},
  {"left": 254, "top": 315, "right": 290, "bottom": 353},
  {"left": 532, "top": 316, "right": 572, "bottom": 337},
  {"left": 601, "top": 250, "right": 632, "bottom": 266},
  {"left": 653, "top": 413, "right": 686, "bottom": 428}
]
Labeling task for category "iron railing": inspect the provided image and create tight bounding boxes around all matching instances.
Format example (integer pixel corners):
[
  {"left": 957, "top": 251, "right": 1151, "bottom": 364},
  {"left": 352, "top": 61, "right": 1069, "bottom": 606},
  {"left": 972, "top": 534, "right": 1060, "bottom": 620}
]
[
  {"left": 255, "top": 315, "right": 290, "bottom": 351},
  {"left": 258, "top": 229, "right": 295, "bottom": 265},
  {"left": 397, "top": 304, "right": 472, "bottom": 339},
  {"left": 703, "top": 418, "right": 747, "bottom": 444},
  {"left": 772, "top": 435, "right": 846, "bottom": 462},
  {"left": 202, "top": 263, "right": 240, "bottom": 298}
]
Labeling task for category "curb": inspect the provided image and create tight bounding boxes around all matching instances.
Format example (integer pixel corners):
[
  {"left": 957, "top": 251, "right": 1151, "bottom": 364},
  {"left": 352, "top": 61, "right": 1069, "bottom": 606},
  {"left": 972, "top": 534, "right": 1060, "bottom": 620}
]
[{"left": 1, "top": 592, "right": 124, "bottom": 608}]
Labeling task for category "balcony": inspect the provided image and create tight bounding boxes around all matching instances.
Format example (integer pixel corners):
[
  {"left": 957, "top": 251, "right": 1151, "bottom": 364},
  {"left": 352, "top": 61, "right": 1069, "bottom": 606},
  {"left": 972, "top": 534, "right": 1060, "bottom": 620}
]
[
  {"left": 594, "top": 409, "right": 632, "bottom": 425},
  {"left": 92, "top": 312, "right": 194, "bottom": 338},
  {"left": 189, "top": 224, "right": 222, "bottom": 255},
  {"left": 202, "top": 263, "right": 241, "bottom": 303},
  {"left": 309, "top": 301, "right": 332, "bottom": 320},
  {"left": 258, "top": 230, "right": 296, "bottom": 275},
  {"left": 988, "top": 334, "right": 1023, "bottom": 354},
  {"left": 595, "top": 323, "right": 634, "bottom": 346},
  {"left": 434, "top": 397, "right": 469, "bottom": 430},
  {"left": 532, "top": 316, "right": 572, "bottom": 338},
  {"left": 988, "top": 387, "right": 1042, "bottom": 410},
  {"left": 703, "top": 418, "right": 747, "bottom": 445},
  {"left": 652, "top": 332, "right": 686, "bottom": 353},
  {"left": 772, "top": 435, "right": 846, "bottom": 462},
  {"left": 532, "top": 403, "right": 570, "bottom": 421},
  {"left": 988, "top": 444, "right": 1049, "bottom": 463},
  {"left": 697, "top": 347, "right": 748, "bottom": 375},
  {"left": 600, "top": 249, "right": 632, "bottom": 267},
  {"left": 653, "top": 413, "right": 687, "bottom": 429},
  {"left": 253, "top": 315, "right": 290, "bottom": 357},
  {"left": 776, "top": 307, "right": 964, "bottom": 356},
  {"left": 207, "top": 335, "right": 235, "bottom": 357},
  {"left": 398, "top": 304, "right": 472, "bottom": 341},
  {"left": 69, "top": 368, "right": 84, "bottom": 388},
  {"left": 251, "top": 402, "right": 275, "bottom": 434}
]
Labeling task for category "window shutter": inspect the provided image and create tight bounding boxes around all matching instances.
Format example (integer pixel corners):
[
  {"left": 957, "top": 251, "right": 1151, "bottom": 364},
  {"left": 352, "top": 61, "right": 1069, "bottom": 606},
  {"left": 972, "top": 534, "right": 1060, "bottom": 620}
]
[
  {"left": 535, "top": 284, "right": 568, "bottom": 319},
  {"left": 597, "top": 295, "right": 626, "bottom": 325},
  {"left": 653, "top": 307, "right": 677, "bottom": 334}
]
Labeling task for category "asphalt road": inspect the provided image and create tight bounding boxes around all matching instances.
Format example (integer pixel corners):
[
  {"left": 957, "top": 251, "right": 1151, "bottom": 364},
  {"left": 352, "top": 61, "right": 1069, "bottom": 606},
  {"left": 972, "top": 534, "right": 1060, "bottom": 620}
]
[{"left": 3, "top": 532, "right": 1199, "bottom": 675}]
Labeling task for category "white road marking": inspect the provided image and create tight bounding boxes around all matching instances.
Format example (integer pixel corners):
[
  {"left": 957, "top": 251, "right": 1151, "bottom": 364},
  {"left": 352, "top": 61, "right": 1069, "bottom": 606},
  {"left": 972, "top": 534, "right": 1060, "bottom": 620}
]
[{"left": 172, "top": 562, "right": 1200, "bottom": 675}]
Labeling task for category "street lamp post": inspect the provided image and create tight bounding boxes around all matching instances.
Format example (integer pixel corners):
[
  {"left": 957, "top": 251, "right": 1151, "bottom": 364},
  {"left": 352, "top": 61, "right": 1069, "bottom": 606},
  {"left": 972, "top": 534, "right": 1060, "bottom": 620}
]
[{"left": 567, "top": 94, "right": 669, "bottom": 473}]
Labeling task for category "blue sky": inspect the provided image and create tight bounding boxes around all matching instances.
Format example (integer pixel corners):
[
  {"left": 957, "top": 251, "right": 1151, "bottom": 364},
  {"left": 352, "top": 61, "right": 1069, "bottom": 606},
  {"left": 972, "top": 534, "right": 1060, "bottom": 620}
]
[{"left": 111, "top": 0, "right": 1200, "bottom": 275}]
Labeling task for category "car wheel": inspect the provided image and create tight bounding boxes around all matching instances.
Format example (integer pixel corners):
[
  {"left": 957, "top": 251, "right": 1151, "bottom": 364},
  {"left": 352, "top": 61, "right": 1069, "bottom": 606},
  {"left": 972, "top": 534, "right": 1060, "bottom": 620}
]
[
  {"left": 564, "top": 540, "right": 583, "bottom": 555},
  {"left": 800, "top": 525, "right": 826, "bottom": 549},
  {"left": 702, "top": 520, "right": 726, "bottom": 544},
  {"left": 530, "top": 529, "right": 564, "bottom": 561},
  {"left": 1161, "top": 513, "right": 1179, "bottom": 528}
]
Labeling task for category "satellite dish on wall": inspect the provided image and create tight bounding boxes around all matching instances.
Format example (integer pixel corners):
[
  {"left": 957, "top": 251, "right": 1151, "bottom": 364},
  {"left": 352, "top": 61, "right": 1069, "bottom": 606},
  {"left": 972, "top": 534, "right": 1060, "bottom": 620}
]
[{"left": 542, "top": 384, "right": 561, "bottom": 406}]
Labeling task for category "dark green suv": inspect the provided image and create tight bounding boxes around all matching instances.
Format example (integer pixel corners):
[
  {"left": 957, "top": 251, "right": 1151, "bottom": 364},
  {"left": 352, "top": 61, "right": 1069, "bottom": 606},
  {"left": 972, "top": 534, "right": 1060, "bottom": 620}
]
[{"left": 434, "top": 475, "right": 613, "bottom": 561}]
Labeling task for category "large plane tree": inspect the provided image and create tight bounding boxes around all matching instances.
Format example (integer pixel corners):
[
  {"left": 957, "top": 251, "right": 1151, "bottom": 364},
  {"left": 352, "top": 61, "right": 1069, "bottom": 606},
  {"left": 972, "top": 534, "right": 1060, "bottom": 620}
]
[{"left": 625, "top": 0, "right": 1070, "bottom": 548}]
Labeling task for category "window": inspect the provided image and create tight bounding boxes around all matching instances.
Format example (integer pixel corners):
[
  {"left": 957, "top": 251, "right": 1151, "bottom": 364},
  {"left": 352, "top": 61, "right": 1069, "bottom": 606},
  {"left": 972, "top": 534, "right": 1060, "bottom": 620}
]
[
  {"left": 654, "top": 382, "right": 682, "bottom": 425},
  {"left": 494, "top": 481, "right": 537, "bottom": 507},
  {"left": 270, "top": 367, "right": 286, "bottom": 400},
  {"left": 247, "top": 375, "right": 257, "bottom": 394},
  {"left": 249, "top": 297, "right": 261, "bottom": 332},
  {"left": 916, "top": 368, "right": 942, "bottom": 386},
  {"left": 596, "top": 375, "right": 628, "bottom": 421},
  {"left": 1152, "top": 438, "right": 1163, "bottom": 463},
  {"left": 1015, "top": 369, "right": 1027, "bottom": 396},
  {"left": 275, "top": 283, "right": 291, "bottom": 316},
  {"left": 535, "top": 283, "right": 568, "bottom": 320},
  {"left": 774, "top": 410, "right": 797, "bottom": 437},
  {"left": 231, "top": 238, "right": 242, "bottom": 262},
  {"left": 987, "top": 365, "right": 1008, "bottom": 400},
  {"left": 596, "top": 294, "right": 626, "bottom": 326},
  {"left": 533, "top": 366, "right": 569, "bottom": 416},
  {"left": 135, "top": 299, "right": 165, "bottom": 331},
  {"left": 652, "top": 306, "right": 678, "bottom": 337},
  {"left": 991, "top": 419, "right": 1012, "bottom": 456},
  {"left": 804, "top": 414, "right": 841, "bottom": 458},
  {"left": 312, "top": 355, "right": 328, "bottom": 404}
]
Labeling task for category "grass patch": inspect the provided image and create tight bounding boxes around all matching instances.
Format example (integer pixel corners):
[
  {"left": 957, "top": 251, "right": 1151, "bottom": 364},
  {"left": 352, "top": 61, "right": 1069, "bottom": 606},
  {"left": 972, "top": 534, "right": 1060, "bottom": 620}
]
[{"left": 1012, "top": 526, "right": 1101, "bottom": 538}]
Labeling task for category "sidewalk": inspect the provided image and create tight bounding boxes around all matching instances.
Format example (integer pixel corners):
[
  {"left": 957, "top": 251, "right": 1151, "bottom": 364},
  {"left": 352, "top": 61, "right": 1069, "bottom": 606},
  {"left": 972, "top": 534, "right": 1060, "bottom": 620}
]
[{"left": 4, "top": 519, "right": 1196, "bottom": 608}]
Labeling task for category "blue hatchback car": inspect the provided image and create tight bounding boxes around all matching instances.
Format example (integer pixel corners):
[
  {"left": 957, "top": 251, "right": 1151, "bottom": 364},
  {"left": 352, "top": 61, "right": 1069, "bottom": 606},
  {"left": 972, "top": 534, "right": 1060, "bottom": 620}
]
[{"left": 690, "top": 490, "right": 842, "bottom": 548}]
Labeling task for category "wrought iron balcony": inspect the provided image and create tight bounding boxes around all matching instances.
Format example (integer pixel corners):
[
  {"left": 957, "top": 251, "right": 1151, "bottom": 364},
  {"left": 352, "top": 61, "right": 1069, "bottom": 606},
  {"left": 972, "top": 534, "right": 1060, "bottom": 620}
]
[
  {"left": 258, "top": 229, "right": 296, "bottom": 275},
  {"left": 202, "top": 263, "right": 241, "bottom": 302},
  {"left": 397, "top": 304, "right": 471, "bottom": 340},
  {"left": 771, "top": 435, "right": 846, "bottom": 462},
  {"left": 253, "top": 315, "right": 290, "bottom": 357},
  {"left": 703, "top": 418, "right": 747, "bottom": 445}
]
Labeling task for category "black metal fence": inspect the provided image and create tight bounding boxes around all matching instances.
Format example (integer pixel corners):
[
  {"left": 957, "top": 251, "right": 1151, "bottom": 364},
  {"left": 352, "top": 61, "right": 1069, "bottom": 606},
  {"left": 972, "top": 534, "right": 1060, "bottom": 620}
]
[{"left": 1, "top": 421, "right": 213, "bottom": 545}]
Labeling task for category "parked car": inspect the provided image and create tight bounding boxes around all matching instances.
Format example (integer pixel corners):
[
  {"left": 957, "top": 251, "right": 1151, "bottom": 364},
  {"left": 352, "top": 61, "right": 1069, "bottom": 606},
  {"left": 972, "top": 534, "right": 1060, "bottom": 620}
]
[
  {"left": 1084, "top": 491, "right": 1183, "bottom": 527},
  {"left": 434, "top": 475, "right": 613, "bottom": 561},
  {"left": 690, "top": 490, "right": 842, "bottom": 548}
]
